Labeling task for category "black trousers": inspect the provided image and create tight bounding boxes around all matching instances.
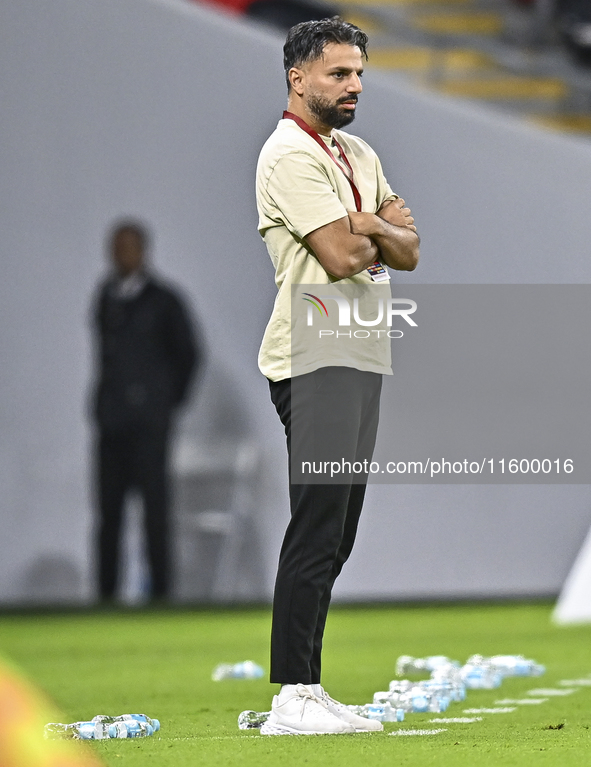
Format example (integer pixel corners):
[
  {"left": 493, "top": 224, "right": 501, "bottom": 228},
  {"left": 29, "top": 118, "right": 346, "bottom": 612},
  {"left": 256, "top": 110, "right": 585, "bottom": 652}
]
[
  {"left": 269, "top": 367, "right": 382, "bottom": 684},
  {"left": 96, "top": 424, "right": 171, "bottom": 599}
]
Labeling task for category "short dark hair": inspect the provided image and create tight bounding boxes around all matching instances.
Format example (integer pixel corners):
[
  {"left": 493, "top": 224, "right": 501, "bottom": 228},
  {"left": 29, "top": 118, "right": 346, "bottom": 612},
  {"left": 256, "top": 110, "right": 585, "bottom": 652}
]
[
  {"left": 283, "top": 17, "right": 369, "bottom": 89},
  {"left": 108, "top": 219, "right": 150, "bottom": 251}
]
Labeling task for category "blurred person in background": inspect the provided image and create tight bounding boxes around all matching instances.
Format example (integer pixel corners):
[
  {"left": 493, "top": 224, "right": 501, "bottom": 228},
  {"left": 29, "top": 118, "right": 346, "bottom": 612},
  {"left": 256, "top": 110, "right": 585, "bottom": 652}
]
[{"left": 90, "top": 220, "right": 200, "bottom": 603}]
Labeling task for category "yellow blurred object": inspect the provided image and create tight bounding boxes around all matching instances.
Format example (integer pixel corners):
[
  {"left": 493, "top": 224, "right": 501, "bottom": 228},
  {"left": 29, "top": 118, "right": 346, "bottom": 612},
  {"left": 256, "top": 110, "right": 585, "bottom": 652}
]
[
  {"left": 341, "top": 11, "right": 380, "bottom": 33},
  {"left": 368, "top": 46, "right": 494, "bottom": 71},
  {"left": 0, "top": 656, "right": 103, "bottom": 767},
  {"left": 411, "top": 11, "right": 503, "bottom": 35},
  {"left": 435, "top": 76, "right": 568, "bottom": 100},
  {"left": 528, "top": 114, "right": 591, "bottom": 135}
]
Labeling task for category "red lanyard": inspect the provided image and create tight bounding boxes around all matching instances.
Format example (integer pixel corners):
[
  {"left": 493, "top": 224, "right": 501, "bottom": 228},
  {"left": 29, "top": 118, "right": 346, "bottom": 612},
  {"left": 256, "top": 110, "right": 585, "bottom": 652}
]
[{"left": 282, "top": 111, "right": 362, "bottom": 212}]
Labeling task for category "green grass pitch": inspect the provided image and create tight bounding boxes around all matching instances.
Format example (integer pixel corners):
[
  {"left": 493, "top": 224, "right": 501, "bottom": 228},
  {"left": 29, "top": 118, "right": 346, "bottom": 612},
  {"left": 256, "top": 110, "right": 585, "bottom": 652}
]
[{"left": 1, "top": 602, "right": 590, "bottom": 766}]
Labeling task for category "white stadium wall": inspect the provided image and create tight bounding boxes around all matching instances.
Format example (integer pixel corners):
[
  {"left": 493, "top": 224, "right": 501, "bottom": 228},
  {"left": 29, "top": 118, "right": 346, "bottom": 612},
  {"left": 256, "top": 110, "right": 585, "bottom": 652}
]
[
  {"left": 1, "top": 0, "right": 590, "bottom": 604},
  {"left": 554, "top": 524, "right": 591, "bottom": 624}
]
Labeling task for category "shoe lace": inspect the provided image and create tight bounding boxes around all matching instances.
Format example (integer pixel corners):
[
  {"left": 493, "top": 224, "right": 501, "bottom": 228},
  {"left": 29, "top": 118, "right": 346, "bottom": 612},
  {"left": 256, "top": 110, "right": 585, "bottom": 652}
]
[
  {"left": 296, "top": 686, "right": 324, "bottom": 721},
  {"left": 319, "top": 688, "right": 345, "bottom": 711}
]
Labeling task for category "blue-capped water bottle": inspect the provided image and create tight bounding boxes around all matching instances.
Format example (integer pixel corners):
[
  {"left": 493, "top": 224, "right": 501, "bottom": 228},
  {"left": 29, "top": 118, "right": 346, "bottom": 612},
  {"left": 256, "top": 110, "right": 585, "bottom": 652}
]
[
  {"left": 460, "top": 660, "right": 501, "bottom": 689},
  {"left": 92, "top": 713, "right": 160, "bottom": 732},
  {"left": 363, "top": 704, "right": 388, "bottom": 721},
  {"left": 386, "top": 705, "right": 405, "bottom": 723},
  {"left": 346, "top": 703, "right": 405, "bottom": 723},
  {"left": 470, "top": 654, "right": 545, "bottom": 678},
  {"left": 419, "top": 680, "right": 451, "bottom": 712},
  {"left": 408, "top": 687, "right": 430, "bottom": 713},
  {"left": 374, "top": 702, "right": 405, "bottom": 722},
  {"left": 430, "top": 664, "right": 466, "bottom": 701}
]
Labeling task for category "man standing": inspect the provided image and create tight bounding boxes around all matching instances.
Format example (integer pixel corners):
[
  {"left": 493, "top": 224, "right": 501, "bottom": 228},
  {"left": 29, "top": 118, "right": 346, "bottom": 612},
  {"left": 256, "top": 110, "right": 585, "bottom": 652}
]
[
  {"left": 256, "top": 18, "right": 419, "bottom": 734},
  {"left": 92, "top": 221, "right": 199, "bottom": 603}
]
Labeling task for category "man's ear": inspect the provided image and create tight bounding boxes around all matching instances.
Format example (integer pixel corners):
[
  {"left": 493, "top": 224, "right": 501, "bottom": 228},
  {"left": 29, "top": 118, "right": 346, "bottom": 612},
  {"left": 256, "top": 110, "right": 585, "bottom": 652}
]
[{"left": 288, "top": 67, "right": 305, "bottom": 96}]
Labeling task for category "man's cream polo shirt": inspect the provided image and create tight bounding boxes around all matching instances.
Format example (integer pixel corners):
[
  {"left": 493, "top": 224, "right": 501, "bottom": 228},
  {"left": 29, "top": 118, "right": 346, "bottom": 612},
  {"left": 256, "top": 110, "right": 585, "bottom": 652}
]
[{"left": 256, "top": 117, "right": 399, "bottom": 382}]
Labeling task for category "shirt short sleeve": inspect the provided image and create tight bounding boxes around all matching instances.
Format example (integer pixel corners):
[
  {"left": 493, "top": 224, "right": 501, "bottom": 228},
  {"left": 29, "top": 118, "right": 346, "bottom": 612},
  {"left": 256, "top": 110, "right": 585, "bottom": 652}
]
[{"left": 265, "top": 152, "right": 349, "bottom": 239}]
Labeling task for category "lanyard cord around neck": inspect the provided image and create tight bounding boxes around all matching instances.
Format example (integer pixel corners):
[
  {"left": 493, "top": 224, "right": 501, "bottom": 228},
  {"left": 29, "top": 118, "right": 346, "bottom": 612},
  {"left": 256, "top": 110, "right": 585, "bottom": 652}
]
[{"left": 282, "top": 110, "right": 362, "bottom": 212}]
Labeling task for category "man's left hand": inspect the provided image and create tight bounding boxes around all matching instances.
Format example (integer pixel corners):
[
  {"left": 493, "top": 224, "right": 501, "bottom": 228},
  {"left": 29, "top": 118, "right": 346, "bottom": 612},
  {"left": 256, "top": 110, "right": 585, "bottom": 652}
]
[{"left": 377, "top": 198, "right": 417, "bottom": 232}]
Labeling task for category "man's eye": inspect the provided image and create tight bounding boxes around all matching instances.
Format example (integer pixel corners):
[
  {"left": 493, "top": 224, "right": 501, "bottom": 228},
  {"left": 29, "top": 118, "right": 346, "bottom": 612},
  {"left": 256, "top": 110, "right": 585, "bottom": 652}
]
[{"left": 333, "top": 72, "right": 344, "bottom": 78}]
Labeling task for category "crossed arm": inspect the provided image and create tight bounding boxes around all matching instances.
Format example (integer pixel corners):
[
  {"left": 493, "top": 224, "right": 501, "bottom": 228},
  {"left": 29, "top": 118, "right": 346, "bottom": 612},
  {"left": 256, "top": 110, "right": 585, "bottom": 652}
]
[{"left": 305, "top": 198, "right": 420, "bottom": 280}]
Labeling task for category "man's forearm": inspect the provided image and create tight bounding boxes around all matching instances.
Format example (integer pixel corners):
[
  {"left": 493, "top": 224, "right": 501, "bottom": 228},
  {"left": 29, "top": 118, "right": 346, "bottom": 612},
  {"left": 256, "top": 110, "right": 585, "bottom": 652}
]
[
  {"left": 372, "top": 217, "right": 419, "bottom": 272},
  {"left": 340, "top": 233, "right": 380, "bottom": 277},
  {"left": 305, "top": 215, "right": 380, "bottom": 280},
  {"left": 348, "top": 211, "right": 419, "bottom": 273}
]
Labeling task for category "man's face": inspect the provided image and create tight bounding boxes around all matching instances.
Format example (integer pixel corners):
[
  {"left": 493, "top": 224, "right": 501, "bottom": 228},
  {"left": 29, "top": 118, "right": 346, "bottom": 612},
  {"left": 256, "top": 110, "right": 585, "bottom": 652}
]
[
  {"left": 111, "top": 230, "right": 144, "bottom": 277},
  {"left": 296, "top": 42, "right": 364, "bottom": 130}
]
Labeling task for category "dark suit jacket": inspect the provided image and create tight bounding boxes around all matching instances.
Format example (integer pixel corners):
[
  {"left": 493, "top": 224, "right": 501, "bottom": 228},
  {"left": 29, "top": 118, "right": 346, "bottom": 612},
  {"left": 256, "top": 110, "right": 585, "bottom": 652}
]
[{"left": 93, "top": 275, "right": 199, "bottom": 432}]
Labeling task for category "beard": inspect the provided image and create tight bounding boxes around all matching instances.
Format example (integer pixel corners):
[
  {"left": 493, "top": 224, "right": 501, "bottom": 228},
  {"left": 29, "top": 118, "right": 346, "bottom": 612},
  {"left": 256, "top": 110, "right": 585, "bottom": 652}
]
[{"left": 306, "top": 92, "right": 357, "bottom": 129}]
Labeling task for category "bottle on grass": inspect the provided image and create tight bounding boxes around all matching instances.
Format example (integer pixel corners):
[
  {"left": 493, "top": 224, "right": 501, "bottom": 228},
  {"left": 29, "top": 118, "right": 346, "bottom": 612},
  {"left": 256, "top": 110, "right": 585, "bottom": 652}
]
[
  {"left": 238, "top": 710, "right": 270, "bottom": 729},
  {"left": 44, "top": 722, "right": 111, "bottom": 740},
  {"left": 92, "top": 713, "right": 160, "bottom": 732}
]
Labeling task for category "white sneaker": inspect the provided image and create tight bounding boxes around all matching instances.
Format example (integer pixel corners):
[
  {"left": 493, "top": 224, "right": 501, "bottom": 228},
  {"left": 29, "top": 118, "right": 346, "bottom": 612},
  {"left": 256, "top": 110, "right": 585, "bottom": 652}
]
[
  {"left": 316, "top": 686, "right": 383, "bottom": 733},
  {"left": 259, "top": 684, "right": 355, "bottom": 735}
]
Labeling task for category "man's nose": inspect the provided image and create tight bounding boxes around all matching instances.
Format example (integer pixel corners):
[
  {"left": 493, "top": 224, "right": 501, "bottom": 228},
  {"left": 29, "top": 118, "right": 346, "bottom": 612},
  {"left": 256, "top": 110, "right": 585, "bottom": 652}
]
[{"left": 347, "top": 74, "right": 362, "bottom": 93}]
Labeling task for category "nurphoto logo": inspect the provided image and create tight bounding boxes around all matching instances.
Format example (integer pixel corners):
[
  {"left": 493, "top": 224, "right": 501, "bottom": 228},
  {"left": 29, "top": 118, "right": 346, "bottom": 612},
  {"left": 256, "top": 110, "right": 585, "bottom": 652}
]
[{"left": 302, "top": 292, "right": 418, "bottom": 339}]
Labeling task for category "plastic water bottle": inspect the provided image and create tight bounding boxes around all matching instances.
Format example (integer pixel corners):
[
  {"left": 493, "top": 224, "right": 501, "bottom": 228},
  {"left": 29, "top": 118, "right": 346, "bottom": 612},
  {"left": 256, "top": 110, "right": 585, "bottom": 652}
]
[
  {"left": 346, "top": 704, "right": 405, "bottom": 722},
  {"left": 386, "top": 682, "right": 422, "bottom": 712},
  {"left": 108, "top": 720, "right": 153, "bottom": 738},
  {"left": 238, "top": 710, "right": 270, "bottom": 729},
  {"left": 381, "top": 684, "right": 409, "bottom": 711},
  {"left": 420, "top": 680, "right": 452, "bottom": 712},
  {"left": 44, "top": 723, "right": 77, "bottom": 740},
  {"left": 396, "top": 655, "right": 459, "bottom": 676},
  {"left": 373, "top": 690, "right": 394, "bottom": 704},
  {"left": 371, "top": 703, "right": 405, "bottom": 722},
  {"left": 468, "top": 654, "right": 545, "bottom": 678},
  {"left": 390, "top": 681, "right": 451, "bottom": 713},
  {"left": 380, "top": 685, "right": 430, "bottom": 714},
  {"left": 430, "top": 664, "right": 467, "bottom": 701},
  {"left": 408, "top": 688, "right": 430, "bottom": 713},
  {"left": 388, "top": 680, "right": 413, "bottom": 695},
  {"left": 92, "top": 713, "right": 161, "bottom": 732},
  {"left": 385, "top": 704, "right": 406, "bottom": 723},
  {"left": 212, "top": 661, "right": 264, "bottom": 681},
  {"left": 44, "top": 722, "right": 111, "bottom": 740},
  {"left": 364, "top": 704, "right": 388, "bottom": 721},
  {"left": 460, "top": 660, "right": 502, "bottom": 689}
]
